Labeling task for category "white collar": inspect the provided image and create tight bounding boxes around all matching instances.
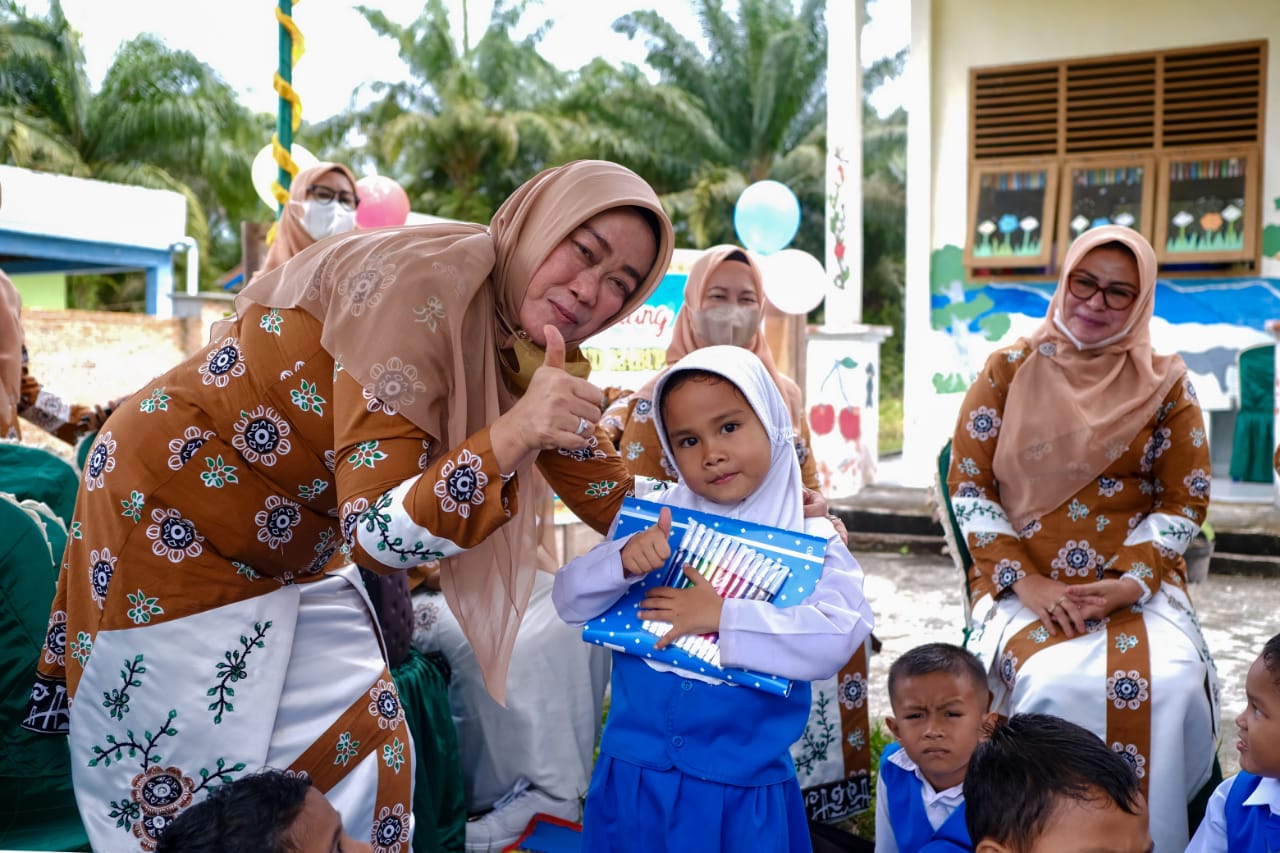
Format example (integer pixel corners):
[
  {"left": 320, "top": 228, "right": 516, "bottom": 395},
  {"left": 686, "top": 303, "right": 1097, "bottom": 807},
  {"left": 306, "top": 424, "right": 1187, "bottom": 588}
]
[
  {"left": 888, "top": 744, "right": 965, "bottom": 807},
  {"left": 1243, "top": 775, "right": 1280, "bottom": 815}
]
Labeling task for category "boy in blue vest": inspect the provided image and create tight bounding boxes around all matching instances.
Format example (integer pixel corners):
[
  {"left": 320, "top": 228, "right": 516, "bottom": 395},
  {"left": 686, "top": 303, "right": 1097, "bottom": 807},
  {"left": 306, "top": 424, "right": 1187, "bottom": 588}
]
[
  {"left": 965, "top": 713, "right": 1152, "bottom": 853},
  {"left": 875, "top": 642, "right": 996, "bottom": 852},
  {"left": 1187, "top": 631, "right": 1280, "bottom": 852}
]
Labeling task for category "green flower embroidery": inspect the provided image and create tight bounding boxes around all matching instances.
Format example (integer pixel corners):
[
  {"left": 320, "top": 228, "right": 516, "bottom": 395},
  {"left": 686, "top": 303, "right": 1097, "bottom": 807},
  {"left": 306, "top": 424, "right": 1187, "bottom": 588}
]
[
  {"left": 1114, "top": 633, "right": 1140, "bottom": 653},
  {"left": 298, "top": 479, "right": 329, "bottom": 501},
  {"left": 1067, "top": 499, "right": 1089, "bottom": 521},
  {"left": 126, "top": 590, "right": 163, "bottom": 624},
  {"left": 1095, "top": 515, "right": 1111, "bottom": 533},
  {"left": 958, "top": 456, "right": 980, "bottom": 476},
  {"left": 139, "top": 387, "right": 171, "bottom": 413},
  {"left": 201, "top": 455, "right": 240, "bottom": 488},
  {"left": 1189, "top": 427, "right": 1205, "bottom": 448},
  {"left": 233, "top": 561, "right": 261, "bottom": 580},
  {"left": 585, "top": 480, "right": 617, "bottom": 498},
  {"left": 259, "top": 309, "right": 283, "bottom": 335},
  {"left": 348, "top": 441, "right": 388, "bottom": 469},
  {"left": 382, "top": 737, "right": 406, "bottom": 773},
  {"left": 289, "top": 379, "right": 326, "bottom": 416},
  {"left": 70, "top": 631, "right": 93, "bottom": 666},
  {"left": 120, "top": 490, "right": 145, "bottom": 523},
  {"left": 335, "top": 732, "right": 360, "bottom": 766},
  {"left": 70, "top": 521, "right": 82, "bottom": 539}
]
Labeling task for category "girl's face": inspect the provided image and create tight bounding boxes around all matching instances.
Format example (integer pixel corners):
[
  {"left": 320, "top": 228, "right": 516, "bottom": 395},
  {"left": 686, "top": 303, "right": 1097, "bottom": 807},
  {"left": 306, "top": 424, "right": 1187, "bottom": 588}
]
[
  {"left": 661, "top": 375, "right": 772, "bottom": 505},
  {"left": 518, "top": 208, "right": 657, "bottom": 346},
  {"left": 1061, "top": 245, "right": 1140, "bottom": 346}
]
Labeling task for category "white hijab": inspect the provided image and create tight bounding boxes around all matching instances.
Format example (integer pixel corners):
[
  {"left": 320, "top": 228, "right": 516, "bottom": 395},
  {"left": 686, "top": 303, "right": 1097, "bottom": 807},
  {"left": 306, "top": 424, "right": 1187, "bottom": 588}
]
[{"left": 651, "top": 345, "right": 804, "bottom": 530}]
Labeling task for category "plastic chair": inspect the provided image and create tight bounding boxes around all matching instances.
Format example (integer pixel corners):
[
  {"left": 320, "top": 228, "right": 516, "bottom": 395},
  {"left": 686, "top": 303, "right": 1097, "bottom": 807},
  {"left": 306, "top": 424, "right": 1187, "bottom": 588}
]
[
  {"left": 934, "top": 439, "right": 976, "bottom": 645},
  {"left": 1229, "top": 343, "right": 1275, "bottom": 483}
]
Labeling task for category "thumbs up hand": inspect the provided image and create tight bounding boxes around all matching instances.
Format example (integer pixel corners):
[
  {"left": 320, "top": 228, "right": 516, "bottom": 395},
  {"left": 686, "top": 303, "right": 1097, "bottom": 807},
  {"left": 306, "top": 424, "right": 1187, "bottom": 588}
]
[
  {"left": 491, "top": 325, "right": 605, "bottom": 473},
  {"left": 621, "top": 506, "right": 673, "bottom": 578}
]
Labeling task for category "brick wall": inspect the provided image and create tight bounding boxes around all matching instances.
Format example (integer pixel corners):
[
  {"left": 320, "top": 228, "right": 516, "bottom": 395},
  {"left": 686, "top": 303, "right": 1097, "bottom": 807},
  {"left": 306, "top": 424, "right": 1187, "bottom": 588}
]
[{"left": 18, "top": 302, "right": 228, "bottom": 461}]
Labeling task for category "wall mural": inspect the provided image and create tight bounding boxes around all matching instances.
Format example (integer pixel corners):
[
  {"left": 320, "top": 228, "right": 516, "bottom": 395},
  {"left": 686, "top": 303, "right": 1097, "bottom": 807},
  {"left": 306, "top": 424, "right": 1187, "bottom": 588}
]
[{"left": 928, "top": 244, "right": 1280, "bottom": 410}]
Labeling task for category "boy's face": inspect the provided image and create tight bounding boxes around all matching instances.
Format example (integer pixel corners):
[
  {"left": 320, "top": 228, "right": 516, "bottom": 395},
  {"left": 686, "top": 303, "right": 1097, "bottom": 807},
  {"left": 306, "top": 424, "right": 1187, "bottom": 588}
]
[
  {"left": 289, "top": 787, "right": 372, "bottom": 853},
  {"left": 976, "top": 790, "right": 1153, "bottom": 853},
  {"left": 1236, "top": 654, "right": 1280, "bottom": 777},
  {"left": 885, "top": 670, "right": 996, "bottom": 791},
  {"left": 661, "top": 376, "right": 771, "bottom": 505}
]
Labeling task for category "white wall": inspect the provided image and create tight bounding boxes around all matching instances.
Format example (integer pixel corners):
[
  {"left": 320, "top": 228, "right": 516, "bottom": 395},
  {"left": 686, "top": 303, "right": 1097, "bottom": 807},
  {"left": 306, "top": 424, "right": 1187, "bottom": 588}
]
[{"left": 900, "top": 0, "right": 1280, "bottom": 484}]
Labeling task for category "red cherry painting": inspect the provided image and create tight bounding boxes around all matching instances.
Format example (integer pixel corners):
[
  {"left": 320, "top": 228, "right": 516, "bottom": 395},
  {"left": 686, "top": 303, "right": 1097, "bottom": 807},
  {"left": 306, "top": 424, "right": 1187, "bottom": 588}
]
[
  {"left": 809, "top": 403, "right": 835, "bottom": 435},
  {"left": 838, "top": 406, "right": 861, "bottom": 442}
]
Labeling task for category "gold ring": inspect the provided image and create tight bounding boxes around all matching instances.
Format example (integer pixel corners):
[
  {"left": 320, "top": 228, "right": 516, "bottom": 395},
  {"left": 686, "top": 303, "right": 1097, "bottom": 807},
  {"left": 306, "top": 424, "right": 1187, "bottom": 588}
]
[{"left": 1048, "top": 595, "right": 1066, "bottom": 615}]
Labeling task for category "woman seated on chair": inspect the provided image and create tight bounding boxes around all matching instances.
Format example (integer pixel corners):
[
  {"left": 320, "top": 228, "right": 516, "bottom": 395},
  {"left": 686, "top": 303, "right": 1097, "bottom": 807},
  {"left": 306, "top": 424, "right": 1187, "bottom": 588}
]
[{"left": 947, "top": 225, "right": 1219, "bottom": 852}]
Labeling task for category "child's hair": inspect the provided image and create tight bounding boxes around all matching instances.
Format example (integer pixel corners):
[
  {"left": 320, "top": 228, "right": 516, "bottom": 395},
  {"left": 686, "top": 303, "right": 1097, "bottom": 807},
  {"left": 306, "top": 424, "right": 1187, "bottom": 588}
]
[
  {"left": 1263, "top": 631, "right": 1280, "bottom": 686},
  {"left": 154, "top": 768, "right": 311, "bottom": 853},
  {"left": 965, "top": 713, "right": 1143, "bottom": 850},
  {"left": 887, "top": 642, "right": 988, "bottom": 711},
  {"left": 657, "top": 368, "right": 737, "bottom": 422}
]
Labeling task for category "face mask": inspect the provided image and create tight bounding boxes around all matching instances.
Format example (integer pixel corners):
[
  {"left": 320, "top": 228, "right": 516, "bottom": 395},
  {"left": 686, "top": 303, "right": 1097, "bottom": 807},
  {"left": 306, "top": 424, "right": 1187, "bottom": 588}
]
[
  {"left": 300, "top": 201, "right": 358, "bottom": 241},
  {"left": 692, "top": 304, "right": 762, "bottom": 347}
]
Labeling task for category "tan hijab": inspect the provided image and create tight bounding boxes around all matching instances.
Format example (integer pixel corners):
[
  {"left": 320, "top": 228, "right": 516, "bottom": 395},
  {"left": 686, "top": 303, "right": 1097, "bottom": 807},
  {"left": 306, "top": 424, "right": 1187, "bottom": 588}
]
[
  {"left": 232, "top": 160, "right": 673, "bottom": 701},
  {"left": 992, "top": 225, "right": 1184, "bottom": 529},
  {"left": 638, "top": 244, "right": 804, "bottom": 430},
  {"left": 256, "top": 162, "right": 360, "bottom": 279},
  {"left": 0, "top": 269, "right": 23, "bottom": 437}
]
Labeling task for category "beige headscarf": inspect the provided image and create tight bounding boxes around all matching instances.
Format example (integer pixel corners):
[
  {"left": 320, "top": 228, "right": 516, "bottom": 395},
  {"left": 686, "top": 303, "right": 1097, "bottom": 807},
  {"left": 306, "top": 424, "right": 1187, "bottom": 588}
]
[
  {"left": 255, "top": 162, "right": 360, "bottom": 280},
  {"left": 0, "top": 269, "right": 23, "bottom": 436},
  {"left": 992, "top": 225, "right": 1184, "bottom": 529},
  {"left": 232, "top": 159, "right": 674, "bottom": 701},
  {"left": 638, "top": 244, "right": 804, "bottom": 430}
]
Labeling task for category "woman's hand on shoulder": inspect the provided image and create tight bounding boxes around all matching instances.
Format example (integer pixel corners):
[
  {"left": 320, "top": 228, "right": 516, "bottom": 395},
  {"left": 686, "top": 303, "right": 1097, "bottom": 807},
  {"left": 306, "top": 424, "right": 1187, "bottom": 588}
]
[
  {"left": 490, "top": 325, "right": 604, "bottom": 471},
  {"left": 1065, "top": 578, "right": 1142, "bottom": 621},
  {"left": 1011, "top": 574, "right": 1103, "bottom": 639}
]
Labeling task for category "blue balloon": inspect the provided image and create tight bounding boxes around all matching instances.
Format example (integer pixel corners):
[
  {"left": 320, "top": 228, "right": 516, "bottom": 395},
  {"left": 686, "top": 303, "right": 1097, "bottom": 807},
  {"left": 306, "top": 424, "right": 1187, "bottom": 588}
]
[{"left": 733, "top": 180, "right": 800, "bottom": 254}]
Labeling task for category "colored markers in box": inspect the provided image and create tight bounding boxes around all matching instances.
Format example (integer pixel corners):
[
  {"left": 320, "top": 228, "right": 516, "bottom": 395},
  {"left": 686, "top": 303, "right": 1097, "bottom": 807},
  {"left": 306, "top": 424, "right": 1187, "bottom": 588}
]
[{"left": 582, "top": 498, "right": 828, "bottom": 696}]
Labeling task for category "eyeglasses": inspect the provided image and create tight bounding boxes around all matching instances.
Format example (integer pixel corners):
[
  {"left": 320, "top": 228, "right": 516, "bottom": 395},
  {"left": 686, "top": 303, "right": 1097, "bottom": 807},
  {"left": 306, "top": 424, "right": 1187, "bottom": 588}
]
[
  {"left": 1066, "top": 276, "right": 1138, "bottom": 311},
  {"left": 307, "top": 184, "right": 359, "bottom": 211}
]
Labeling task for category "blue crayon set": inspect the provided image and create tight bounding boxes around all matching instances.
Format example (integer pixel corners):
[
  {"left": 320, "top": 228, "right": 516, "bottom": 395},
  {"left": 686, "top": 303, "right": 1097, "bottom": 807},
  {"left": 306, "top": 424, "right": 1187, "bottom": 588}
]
[{"left": 580, "top": 497, "right": 828, "bottom": 696}]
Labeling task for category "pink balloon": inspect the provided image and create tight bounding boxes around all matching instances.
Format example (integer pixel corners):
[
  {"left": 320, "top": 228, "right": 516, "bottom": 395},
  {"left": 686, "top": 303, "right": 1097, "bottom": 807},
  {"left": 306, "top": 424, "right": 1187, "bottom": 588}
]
[{"left": 355, "top": 175, "right": 411, "bottom": 228}]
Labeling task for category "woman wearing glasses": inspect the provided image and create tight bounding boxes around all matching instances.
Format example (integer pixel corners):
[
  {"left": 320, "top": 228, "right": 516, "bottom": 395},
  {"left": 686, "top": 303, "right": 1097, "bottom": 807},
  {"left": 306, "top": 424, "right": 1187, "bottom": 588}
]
[
  {"left": 252, "top": 162, "right": 362, "bottom": 283},
  {"left": 946, "top": 225, "right": 1219, "bottom": 851}
]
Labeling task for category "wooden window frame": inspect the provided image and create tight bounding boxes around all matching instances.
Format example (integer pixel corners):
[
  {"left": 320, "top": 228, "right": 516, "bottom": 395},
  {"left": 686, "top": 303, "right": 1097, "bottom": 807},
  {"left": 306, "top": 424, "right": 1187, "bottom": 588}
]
[
  {"left": 1153, "top": 144, "right": 1259, "bottom": 265},
  {"left": 963, "top": 160, "right": 1059, "bottom": 270},
  {"left": 964, "top": 39, "right": 1265, "bottom": 278},
  {"left": 1056, "top": 154, "right": 1156, "bottom": 265}
]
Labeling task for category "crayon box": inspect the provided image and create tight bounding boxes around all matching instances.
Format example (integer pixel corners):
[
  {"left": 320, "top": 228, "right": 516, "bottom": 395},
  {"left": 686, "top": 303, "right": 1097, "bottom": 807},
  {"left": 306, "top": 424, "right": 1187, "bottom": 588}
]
[{"left": 580, "top": 496, "right": 827, "bottom": 696}]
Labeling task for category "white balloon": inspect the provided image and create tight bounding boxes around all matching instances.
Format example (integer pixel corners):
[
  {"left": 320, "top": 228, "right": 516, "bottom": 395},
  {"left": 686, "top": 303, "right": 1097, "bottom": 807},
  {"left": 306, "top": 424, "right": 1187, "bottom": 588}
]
[
  {"left": 251, "top": 143, "right": 320, "bottom": 210},
  {"left": 756, "top": 248, "right": 827, "bottom": 315}
]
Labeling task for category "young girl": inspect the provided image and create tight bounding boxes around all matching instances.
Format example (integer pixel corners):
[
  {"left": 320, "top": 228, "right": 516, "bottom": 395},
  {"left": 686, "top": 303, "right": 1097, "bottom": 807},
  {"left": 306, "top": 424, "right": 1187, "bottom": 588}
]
[{"left": 552, "top": 345, "right": 875, "bottom": 853}]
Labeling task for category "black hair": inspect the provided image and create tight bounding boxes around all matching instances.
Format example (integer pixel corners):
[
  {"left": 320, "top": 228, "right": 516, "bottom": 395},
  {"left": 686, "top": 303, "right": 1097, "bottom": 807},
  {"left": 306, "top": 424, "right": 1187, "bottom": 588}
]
[
  {"left": 965, "top": 713, "right": 1143, "bottom": 850},
  {"left": 887, "top": 642, "right": 989, "bottom": 711},
  {"left": 657, "top": 368, "right": 744, "bottom": 429},
  {"left": 724, "top": 248, "right": 751, "bottom": 265},
  {"left": 154, "top": 768, "right": 312, "bottom": 853},
  {"left": 1262, "top": 631, "right": 1280, "bottom": 686},
  {"left": 1090, "top": 239, "right": 1138, "bottom": 263}
]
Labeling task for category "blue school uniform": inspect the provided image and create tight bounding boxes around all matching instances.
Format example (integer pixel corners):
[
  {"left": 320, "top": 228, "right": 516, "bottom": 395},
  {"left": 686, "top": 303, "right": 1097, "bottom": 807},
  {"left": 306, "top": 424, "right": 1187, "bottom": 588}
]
[
  {"left": 1223, "top": 772, "right": 1280, "bottom": 851},
  {"left": 877, "top": 742, "right": 971, "bottom": 853},
  {"left": 581, "top": 654, "right": 813, "bottom": 853}
]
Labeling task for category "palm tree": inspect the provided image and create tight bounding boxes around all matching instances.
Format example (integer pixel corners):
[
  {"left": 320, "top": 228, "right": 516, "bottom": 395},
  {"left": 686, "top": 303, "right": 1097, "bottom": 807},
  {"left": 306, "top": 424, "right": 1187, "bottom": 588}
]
[
  {"left": 348, "top": 0, "right": 573, "bottom": 223},
  {"left": 604, "top": 0, "right": 829, "bottom": 252},
  {"left": 0, "top": 1, "right": 259, "bottom": 302}
]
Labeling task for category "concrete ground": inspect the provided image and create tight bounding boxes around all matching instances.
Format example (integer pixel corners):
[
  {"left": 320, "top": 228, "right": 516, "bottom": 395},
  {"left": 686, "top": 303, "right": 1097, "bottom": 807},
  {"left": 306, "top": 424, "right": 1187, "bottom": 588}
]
[{"left": 858, "top": 548, "right": 1277, "bottom": 780}]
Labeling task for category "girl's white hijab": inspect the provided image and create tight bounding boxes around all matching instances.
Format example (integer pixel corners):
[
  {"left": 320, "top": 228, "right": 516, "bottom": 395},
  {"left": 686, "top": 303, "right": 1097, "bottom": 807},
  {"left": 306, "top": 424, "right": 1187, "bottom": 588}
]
[{"left": 651, "top": 345, "right": 804, "bottom": 530}]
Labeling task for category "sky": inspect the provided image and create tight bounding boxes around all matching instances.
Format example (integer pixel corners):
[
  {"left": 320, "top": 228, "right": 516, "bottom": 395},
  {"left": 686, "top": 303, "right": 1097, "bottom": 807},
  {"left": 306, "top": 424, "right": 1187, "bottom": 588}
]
[{"left": 35, "top": 0, "right": 909, "bottom": 122}]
